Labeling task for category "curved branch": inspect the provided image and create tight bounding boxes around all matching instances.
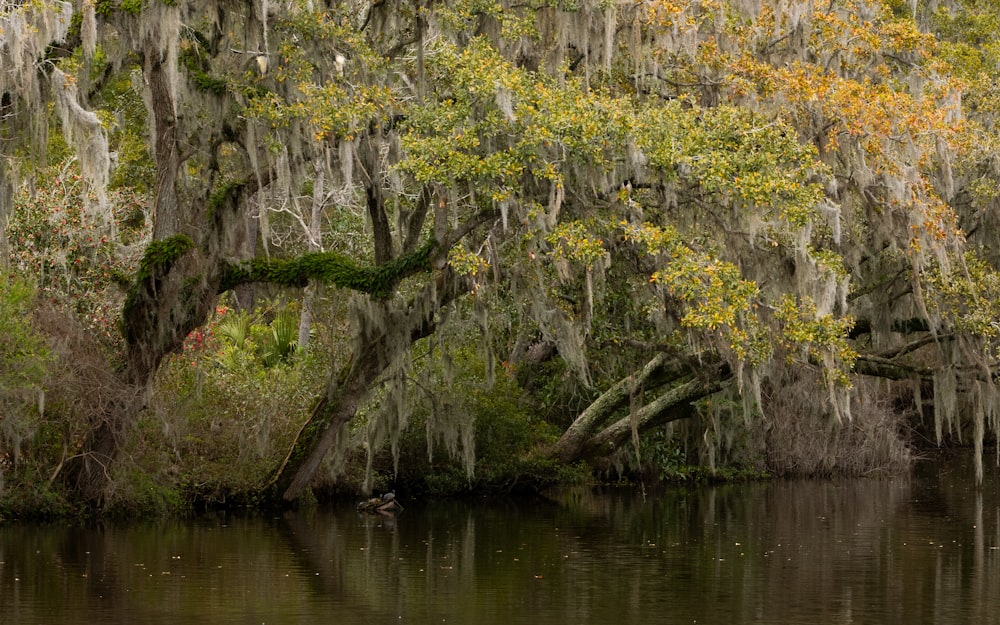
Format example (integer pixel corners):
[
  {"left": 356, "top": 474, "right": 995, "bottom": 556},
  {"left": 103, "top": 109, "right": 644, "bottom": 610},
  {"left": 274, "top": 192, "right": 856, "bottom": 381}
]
[
  {"left": 580, "top": 367, "right": 731, "bottom": 461},
  {"left": 269, "top": 267, "right": 472, "bottom": 501},
  {"left": 853, "top": 353, "right": 933, "bottom": 381},
  {"left": 553, "top": 351, "right": 724, "bottom": 463}
]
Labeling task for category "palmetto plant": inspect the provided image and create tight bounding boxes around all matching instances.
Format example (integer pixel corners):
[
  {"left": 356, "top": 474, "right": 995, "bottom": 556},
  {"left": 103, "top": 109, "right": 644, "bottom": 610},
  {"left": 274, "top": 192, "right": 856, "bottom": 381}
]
[
  {"left": 213, "top": 307, "right": 299, "bottom": 368},
  {"left": 261, "top": 310, "right": 298, "bottom": 368},
  {"left": 215, "top": 310, "right": 253, "bottom": 351}
]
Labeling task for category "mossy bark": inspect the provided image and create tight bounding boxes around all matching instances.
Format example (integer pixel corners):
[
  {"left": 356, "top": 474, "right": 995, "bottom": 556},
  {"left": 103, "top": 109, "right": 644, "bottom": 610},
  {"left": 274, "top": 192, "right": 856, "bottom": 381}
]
[
  {"left": 578, "top": 371, "right": 729, "bottom": 462},
  {"left": 268, "top": 269, "right": 468, "bottom": 501}
]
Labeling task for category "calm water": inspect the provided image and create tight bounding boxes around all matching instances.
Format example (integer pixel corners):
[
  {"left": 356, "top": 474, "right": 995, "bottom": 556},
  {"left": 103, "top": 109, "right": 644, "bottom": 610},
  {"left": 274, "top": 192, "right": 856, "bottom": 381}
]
[{"left": 2, "top": 457, "right": 999, "bottom": 625}]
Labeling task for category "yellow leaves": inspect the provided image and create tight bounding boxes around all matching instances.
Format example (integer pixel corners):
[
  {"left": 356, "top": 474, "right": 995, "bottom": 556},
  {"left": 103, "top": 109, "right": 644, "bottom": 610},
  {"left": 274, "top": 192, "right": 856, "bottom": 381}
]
[
  {"left": 620, "top": 221, "right": 681, "bottom": 255},
  {"left": 641, "top": 0, "right": 708, "bottom": 34},
  {"left": 908, "top": 191, "right": 964, "bottom": 254},
  {"left": 922, "top": 253, "right": 1000, "bottom": 339},
  {"left": 545, "top": 221, "right": 608, "bottom": 269},
  {"left": 774, "top": 295, "right": 857, "bottom": 384},
  {"left": 762, "top": 60, "right": 966, "bottom": 175},
  {"left": 448, "top": 246, "right": 490, "bottom": 278},
  {"left": 628, "top": 219, "right": 760, "bottom": 350},
  {"left": 652, "top": 251, "right": 757, "bottom": 333},
  {"left": 879, "top": 18, "right": 936, "bottom": 56}
]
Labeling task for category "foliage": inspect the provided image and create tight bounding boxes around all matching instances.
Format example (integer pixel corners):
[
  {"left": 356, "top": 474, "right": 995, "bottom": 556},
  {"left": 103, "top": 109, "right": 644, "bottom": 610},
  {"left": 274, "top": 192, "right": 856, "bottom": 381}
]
[
  {"left": 8, "top": 0, "right": 1000, "bottom": 511},
  {"left": 7, "top": 164, "right": 150, "bottom": 347},
  {"left": 130, "top": 301, "right": 329, "bottom": 504},
  {"left": 379, "top": 340, "right": 588, "bottom": 496},
  {"left": 0, "top": 274, "right": 51, "bottom": 469}
]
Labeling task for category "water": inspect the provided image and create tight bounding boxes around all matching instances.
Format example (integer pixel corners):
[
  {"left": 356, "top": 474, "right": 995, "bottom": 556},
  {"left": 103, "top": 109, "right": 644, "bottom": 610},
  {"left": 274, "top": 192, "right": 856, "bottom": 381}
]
[{"left": 2, "top": 456, "right": 999, "bottom": 624}]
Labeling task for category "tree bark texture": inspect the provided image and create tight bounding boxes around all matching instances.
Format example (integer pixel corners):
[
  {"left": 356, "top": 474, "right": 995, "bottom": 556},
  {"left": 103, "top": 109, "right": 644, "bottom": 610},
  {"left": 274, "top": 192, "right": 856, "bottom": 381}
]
[
  {"left": 270, "top": 268, "right": 469, "bottom": 501},
  {"left": 553, "top": 352, "right": 730, "bottom": 464}
]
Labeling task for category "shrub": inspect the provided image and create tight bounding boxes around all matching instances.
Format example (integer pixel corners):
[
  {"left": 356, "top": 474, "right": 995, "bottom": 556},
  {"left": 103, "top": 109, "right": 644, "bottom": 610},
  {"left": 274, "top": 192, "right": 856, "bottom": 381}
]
[{"left": 0, "top": 274, "right": 51, "bottom": 472}]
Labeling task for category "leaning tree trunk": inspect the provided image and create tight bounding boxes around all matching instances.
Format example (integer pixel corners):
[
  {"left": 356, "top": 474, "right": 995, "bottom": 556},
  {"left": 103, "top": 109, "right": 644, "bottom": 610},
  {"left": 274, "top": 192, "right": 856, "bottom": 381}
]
[
  {"left": 552, "top": 352, "right": 730, "bottom": 464},
  {"left": 269, "top": 269, "right": 469, "bottom": 501},
  {"left": 553, "top": 352, "right": 671, "bottom": 463},
  {"left": 577, "top": 373, "right": 729, "bottom": 462},
  {"left": 60, "top": 40, "right": 256, "bottom": 501},
  {"left": 268, "top": 330, "right": 392, "bottom": 502}
]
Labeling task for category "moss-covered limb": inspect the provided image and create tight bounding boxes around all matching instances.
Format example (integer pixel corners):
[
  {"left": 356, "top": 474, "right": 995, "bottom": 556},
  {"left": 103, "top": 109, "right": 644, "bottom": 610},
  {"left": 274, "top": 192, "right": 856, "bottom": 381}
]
[
  {"left": 220, "top": 238, "right": 439, "bottom": 297},
  {"left": 853, "top": 354, "right": 933, "bottom": 381},
  {"left": 121, "top": 233, "right": 196, "bottom": 325},
  {"left": 553, "top": 352, "right": 671, "bottom": 463},
  {"left": 553, "top": 351, "right": 727, "bottom": 463},
  {"left": 122, "top": 235, "right": 196, "bottom": 336},
  {"left": 219, "top": 200, "right": 487, "bottom": 297},
  {"left": 268, "top": 267, "right": 472, "bottom": 502},
  {"left": 579, "top": 365, "right": 732, "bottom": 462},
  {"left": 134, "top": 234, "right": 196, "bottom": 282}
]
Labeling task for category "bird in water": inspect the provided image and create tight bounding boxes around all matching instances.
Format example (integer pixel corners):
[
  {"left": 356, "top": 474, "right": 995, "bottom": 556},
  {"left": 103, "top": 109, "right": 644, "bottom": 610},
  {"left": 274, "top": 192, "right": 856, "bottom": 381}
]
[{"left": 381, "top": 491, "right": 395, "bottom": 503}]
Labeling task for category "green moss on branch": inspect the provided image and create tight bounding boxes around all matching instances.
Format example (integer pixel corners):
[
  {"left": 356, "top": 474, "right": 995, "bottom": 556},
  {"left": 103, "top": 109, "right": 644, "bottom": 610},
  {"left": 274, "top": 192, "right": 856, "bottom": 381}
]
[
  {"left": 220, "top": 239, "right": 439, "bottom": 297},
  {"left": 190, "top": 70, "right": 228, "bottom": 96},
  {"left": 134, "top": 234, "right": 196, "bottom": 284},
  {"left": 121, "top": 234, "right": 196, "bottom": 339}
]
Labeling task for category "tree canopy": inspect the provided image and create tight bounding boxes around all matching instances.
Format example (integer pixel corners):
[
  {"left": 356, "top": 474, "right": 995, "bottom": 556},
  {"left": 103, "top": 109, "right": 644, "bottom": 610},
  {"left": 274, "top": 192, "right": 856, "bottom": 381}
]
[{"left": 2, "top": 0, "right": 1000, "bottom": 509}]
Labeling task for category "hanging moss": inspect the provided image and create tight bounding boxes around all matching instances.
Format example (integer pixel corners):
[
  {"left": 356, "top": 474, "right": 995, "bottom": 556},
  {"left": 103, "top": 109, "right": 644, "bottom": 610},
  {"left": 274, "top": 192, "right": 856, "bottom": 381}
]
[{"left": 220, "top": 238, "right": 439, "bottom": 298}]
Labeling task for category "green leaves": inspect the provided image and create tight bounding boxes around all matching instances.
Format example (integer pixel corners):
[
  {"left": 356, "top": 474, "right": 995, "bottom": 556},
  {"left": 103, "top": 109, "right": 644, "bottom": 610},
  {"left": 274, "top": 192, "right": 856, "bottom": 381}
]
[
  {"left": 621, "top": 221, "right": 764, "bottom": 361},
  {"left": 546, "top": 221, "right": 608, "bottom": 269},
  {"left": 637, "top": 103, "right": 825, "bottom": 227},
  {"left": 0, "top": 275, "right": 50, "bottom": 394}
]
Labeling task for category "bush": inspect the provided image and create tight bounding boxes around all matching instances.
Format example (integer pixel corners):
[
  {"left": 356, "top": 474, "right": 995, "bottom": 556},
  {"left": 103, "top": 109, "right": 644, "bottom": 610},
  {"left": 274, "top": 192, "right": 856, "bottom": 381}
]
[
  {"left": 7, "top": 161, "right": 150, "bottom": 350},
  {"left": 0, "top": 274, "right": 51, "bottom": 472},
  {"left": 127, "top": 300, "right": 327, "bottom": 505}
]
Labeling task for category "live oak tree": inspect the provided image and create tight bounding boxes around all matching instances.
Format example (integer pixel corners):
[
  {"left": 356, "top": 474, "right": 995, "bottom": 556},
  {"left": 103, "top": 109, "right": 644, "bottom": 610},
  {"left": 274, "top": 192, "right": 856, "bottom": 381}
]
[{"left": 4, "top": 0, "right": 1000, "bottom": 506}]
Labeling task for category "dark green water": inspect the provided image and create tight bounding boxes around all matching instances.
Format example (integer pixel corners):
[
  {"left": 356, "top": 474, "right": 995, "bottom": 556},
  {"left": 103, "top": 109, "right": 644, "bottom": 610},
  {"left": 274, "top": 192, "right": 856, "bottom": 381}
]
[{"left": 2, "top": 457, "right": 999, "bottom": 624}]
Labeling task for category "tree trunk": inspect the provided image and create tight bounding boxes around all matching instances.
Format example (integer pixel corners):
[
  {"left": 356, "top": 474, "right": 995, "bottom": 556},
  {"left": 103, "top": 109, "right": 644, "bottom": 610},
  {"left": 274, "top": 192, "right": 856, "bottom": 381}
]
[
  {"left": 145, "top": 41, "right": 181, "bottom": 241},
  {"left": 269, "top": 269, "right": 469, "bottom": 501},
  {"left": 359, "top": 133, "right": 393, "bottom": 265},
  {"left": 61, "top": 41, "right": 257, "bottom": 503},
  {"left": 270, "top": 334, "right": 386, "bottom": 501},
  {"left": 63, "top": 393, "right": 143, "bottom": 503}
]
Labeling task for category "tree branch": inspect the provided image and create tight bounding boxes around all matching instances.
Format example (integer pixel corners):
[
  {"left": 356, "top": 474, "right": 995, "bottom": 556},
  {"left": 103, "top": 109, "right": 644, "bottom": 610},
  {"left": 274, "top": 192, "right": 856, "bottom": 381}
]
[{"left": 580, "top": 368, "right": 730, "bottom": 461}]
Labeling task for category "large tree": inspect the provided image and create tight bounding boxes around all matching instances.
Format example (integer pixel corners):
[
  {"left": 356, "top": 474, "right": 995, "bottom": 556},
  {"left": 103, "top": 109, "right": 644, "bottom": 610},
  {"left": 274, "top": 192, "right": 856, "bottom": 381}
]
[{"left": 4, "top": 0, "right": 1000, "bottom": 507}]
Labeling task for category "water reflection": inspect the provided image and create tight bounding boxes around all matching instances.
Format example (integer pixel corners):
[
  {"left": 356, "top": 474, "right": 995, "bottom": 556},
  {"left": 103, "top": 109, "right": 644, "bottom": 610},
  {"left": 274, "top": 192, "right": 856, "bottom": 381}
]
[{"left": 1, "top": 456, "right": 998, "bottom": 624}]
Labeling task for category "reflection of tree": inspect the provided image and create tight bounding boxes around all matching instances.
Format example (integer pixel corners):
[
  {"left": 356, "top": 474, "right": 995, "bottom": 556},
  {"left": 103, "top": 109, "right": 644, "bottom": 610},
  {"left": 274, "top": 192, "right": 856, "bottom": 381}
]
[
  {"left": 276, "top": 510, "right": 370, "bottom": 615},
  {"left": 4, "top": 474, "right": 1000, "bottom": 623},
  {"left": 546, "top": 468, "right": 1000, "bottom": 624}
]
